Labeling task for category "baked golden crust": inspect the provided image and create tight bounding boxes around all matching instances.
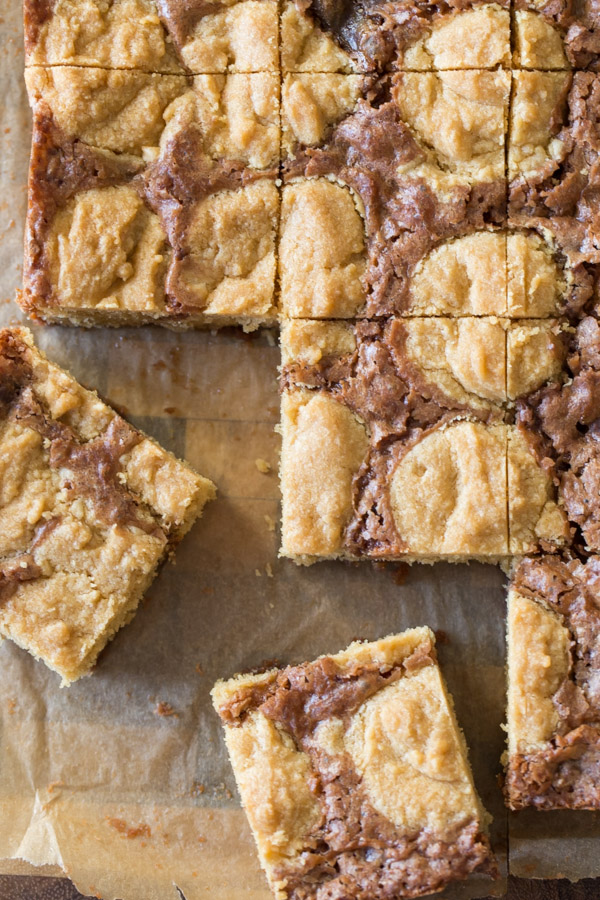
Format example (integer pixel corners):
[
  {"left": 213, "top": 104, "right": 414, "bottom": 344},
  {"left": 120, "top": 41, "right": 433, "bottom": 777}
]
[
  {"left": 389, "top": 421, "right": 509, "bottom": 558},
  {"left": 508, "top": 71, "right": 571, "bottom": 180},
  {"left": 507, "top": 590, "right": 570, "bottom": 756},
  {"left": 280, "top": 390, "right": 369, "bottom": 559},
  {"left": 0, "top": 327, "right": 215, "bottom": 684},
  {"left": 280, "top": 0, "right": 358, "bottom": 73},
  {"left": 401, "top": 5, "right": 511, "bottom": 71},
  {"left": 393, "top": 70, "right": 510, "bottom": 186},
  {"left": 212, "top": 630, "right": 496, "bottom": 898},
  {"left": 25, "top": 67, "right": 187, "bottom": 158},
  {"left": 281, "top": 75, "right": 363, "bottom": 157},
  {"left": 513, "top": 10, "right": 569, "bottom": 70}
]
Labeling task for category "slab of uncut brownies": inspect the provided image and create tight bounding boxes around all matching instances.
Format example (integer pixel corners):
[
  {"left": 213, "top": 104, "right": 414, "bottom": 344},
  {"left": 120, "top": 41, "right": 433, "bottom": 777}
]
[
  {"left": 279, "top": 318, "right": 571, "bottom": 563},
  {"left": 506, "top": 555, "right": 600, "bottom": 810},
  {"left": 0, "top": 327, "right": 215, "bottom": 684},
  {"left": 212, "top": 629, "right": 497, "bottom": 899},
  {"left": 23, "top": 66, "right": 280, "bottom": 329}
]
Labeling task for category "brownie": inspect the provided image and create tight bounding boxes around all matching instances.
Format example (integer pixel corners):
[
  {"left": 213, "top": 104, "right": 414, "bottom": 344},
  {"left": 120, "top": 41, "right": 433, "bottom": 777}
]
[
  {"left": 212, "top": 630, "right": 497, "bottom": 898},
  {"left": 281, "top": 0, "right": 511, "bottom": 74},
  {"left": 506, "top": 555, "right": 600, "bottom": 810},
  {"left": 23, "top": 70, "right": 280, "bottom": 328},
  {"left": 0, "top": 327, "right": 215, "bottom": 684},
  {"left": 279, "top": 319, "right": 569, "bottom": 562},
  {"left": 24, "top": 0, "right": 279, "bottom": 74},
  {"left": 514, "top": 0, "right": 600, "bottom": 71}
]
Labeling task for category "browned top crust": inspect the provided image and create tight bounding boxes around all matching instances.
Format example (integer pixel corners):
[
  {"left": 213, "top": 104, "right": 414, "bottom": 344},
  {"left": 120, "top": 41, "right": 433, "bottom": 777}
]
[
  {"left": 516, "top": 0, "right": 600, "bottom": 70},
  {"left": 293, "top": 0, "right": 509, "bottom": 71},
  {"left": 508, "top": 555, "right": 600, "bottom": 809},
  {"left": 217, "top": 641, "right": 496, "bottom": 899},
  {"left": 509, "top": 73, "right": 600, "bottom": 312},
  {"left": 285, "top": 89, "right": 506, "bottom": 317},
  {"left": 517, "top": 316, "right": 600, "bottom": 553}
]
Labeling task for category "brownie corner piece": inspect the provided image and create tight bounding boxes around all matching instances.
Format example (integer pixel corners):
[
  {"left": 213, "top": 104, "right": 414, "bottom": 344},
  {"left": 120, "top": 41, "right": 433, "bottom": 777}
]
[
  {"left": 506, "top": 555, "right": 600, "bottom": 810},
  {"left": 24, "top": 0, "right": 279, "bottom": 74},
  {"left": 0, "top": 326, "right": 215, "bottom": 685},
  {"left": 22, "top": 101, "right": 280, "bottom": 330},
  {"left": 212, "top": 629, "right": 497, "bottom": 899}
]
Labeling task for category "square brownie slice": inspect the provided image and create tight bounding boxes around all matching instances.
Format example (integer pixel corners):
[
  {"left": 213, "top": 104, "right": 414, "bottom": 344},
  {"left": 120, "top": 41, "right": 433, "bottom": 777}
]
[
  {"left": 280, "top": 69, "right": 510, "bottom": 318},
  {"left": 0, "top": 327, "right": 215, "bottom": 684},
  {"left": 279, "top": 318, "right": 568, "bottom": 563},
  {"left": 506, "top": 556, "right": 600, "bottom": 809},
  {"left": 212, "top": 629, "right": 497, "bottom": 899},
  {"left": 23, "top": 70, "right": 280, "bottom": 329},
  {"left": 24, "top": 0, "right": 279, "bottom": 74}
]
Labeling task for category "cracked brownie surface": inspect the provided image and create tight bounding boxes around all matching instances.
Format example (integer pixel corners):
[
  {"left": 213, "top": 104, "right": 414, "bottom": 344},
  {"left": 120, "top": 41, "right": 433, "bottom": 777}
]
[
  {"left": 0, "top": 327, "right": 215, "bottom": 684},
  {"left": 212, "top": 630, "right": 497, "bottom": 899}
]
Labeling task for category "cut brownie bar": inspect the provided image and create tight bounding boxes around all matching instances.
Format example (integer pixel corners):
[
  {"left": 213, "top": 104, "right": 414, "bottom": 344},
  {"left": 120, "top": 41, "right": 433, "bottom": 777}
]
[
  {"left": 281, "top": 69, "right": 510, "bottom": 318},
  {"left": 279, "top": 319, "right": 567, "bottom": 563},
  {"left": 0, "top": 327, "right": 215, "bottom": 684},
  {"left": 24, "top": 0, "right": 279, "bottom": 74},
  {"left": 517, "top": 316, "right": 600, "bottom": 554},
  {"left": 506, "top": 555, "right": 600, "bottom": 810},
  {"left": 281, "top": 0, "right": 511, "bottom": 73},
  {"left": 212, "top": 630, "right": 497, "bottom": 898},
  {"left": 23, "top": 70, "right": 280, "bottom": 329}
]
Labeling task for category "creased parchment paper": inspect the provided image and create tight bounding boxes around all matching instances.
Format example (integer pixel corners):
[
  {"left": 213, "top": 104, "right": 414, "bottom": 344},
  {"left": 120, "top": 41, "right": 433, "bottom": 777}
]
[{"left": 0, "top": 2, "right": 599, "bottom": 896}]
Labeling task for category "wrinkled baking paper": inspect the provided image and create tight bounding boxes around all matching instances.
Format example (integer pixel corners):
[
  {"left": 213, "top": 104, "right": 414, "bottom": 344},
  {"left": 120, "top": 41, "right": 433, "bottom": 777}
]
[{"left": 0, "top": 2, "right": 598, "bottom": 896}]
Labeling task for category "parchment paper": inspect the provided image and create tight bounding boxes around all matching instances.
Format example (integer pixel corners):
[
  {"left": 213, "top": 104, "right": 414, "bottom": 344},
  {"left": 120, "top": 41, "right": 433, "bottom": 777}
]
[{"left": 0, "top": 2, "right": 598, "bottom": 895}]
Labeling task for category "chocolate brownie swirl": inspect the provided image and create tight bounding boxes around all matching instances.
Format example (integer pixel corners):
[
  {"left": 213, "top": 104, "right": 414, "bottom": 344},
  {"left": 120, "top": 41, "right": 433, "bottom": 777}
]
[
  {"left": 0, "top": 331, "right": 166, "bottom": 552},
  {"left": 509, "top": 73, "right": 600, "bottom": 317},
  {"left": 292, "top": 0, "right": 509, "bottom": 72},
  {"left": 24, "top": 114, "right": 145, "bottom": 310},
  {"left": 286, "top": 90, "right": 506, "bottom": 316},
  {"left": 218, "top": 641, "right": 496, "bottom": 898},
  {"left": 517, "top": 316, "right": 600, "bottom": 552},
  {"left": 22, "top": 0, "right": 56, "bottom": 53},
  {"left": 143, "top": 128, "right": 278, "bottom": 314},
  {"left": 508, "top": 555, "right": 600, "bottom": 809},
  {"left": 283, "top": 319, "right": 505, "bottom": 556}
]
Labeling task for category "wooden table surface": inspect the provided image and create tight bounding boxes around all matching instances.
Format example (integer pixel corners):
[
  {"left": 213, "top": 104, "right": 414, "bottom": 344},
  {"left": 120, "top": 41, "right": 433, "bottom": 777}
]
[{"left": 1, "top": 875, "right": 600, "bottom": 899}]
